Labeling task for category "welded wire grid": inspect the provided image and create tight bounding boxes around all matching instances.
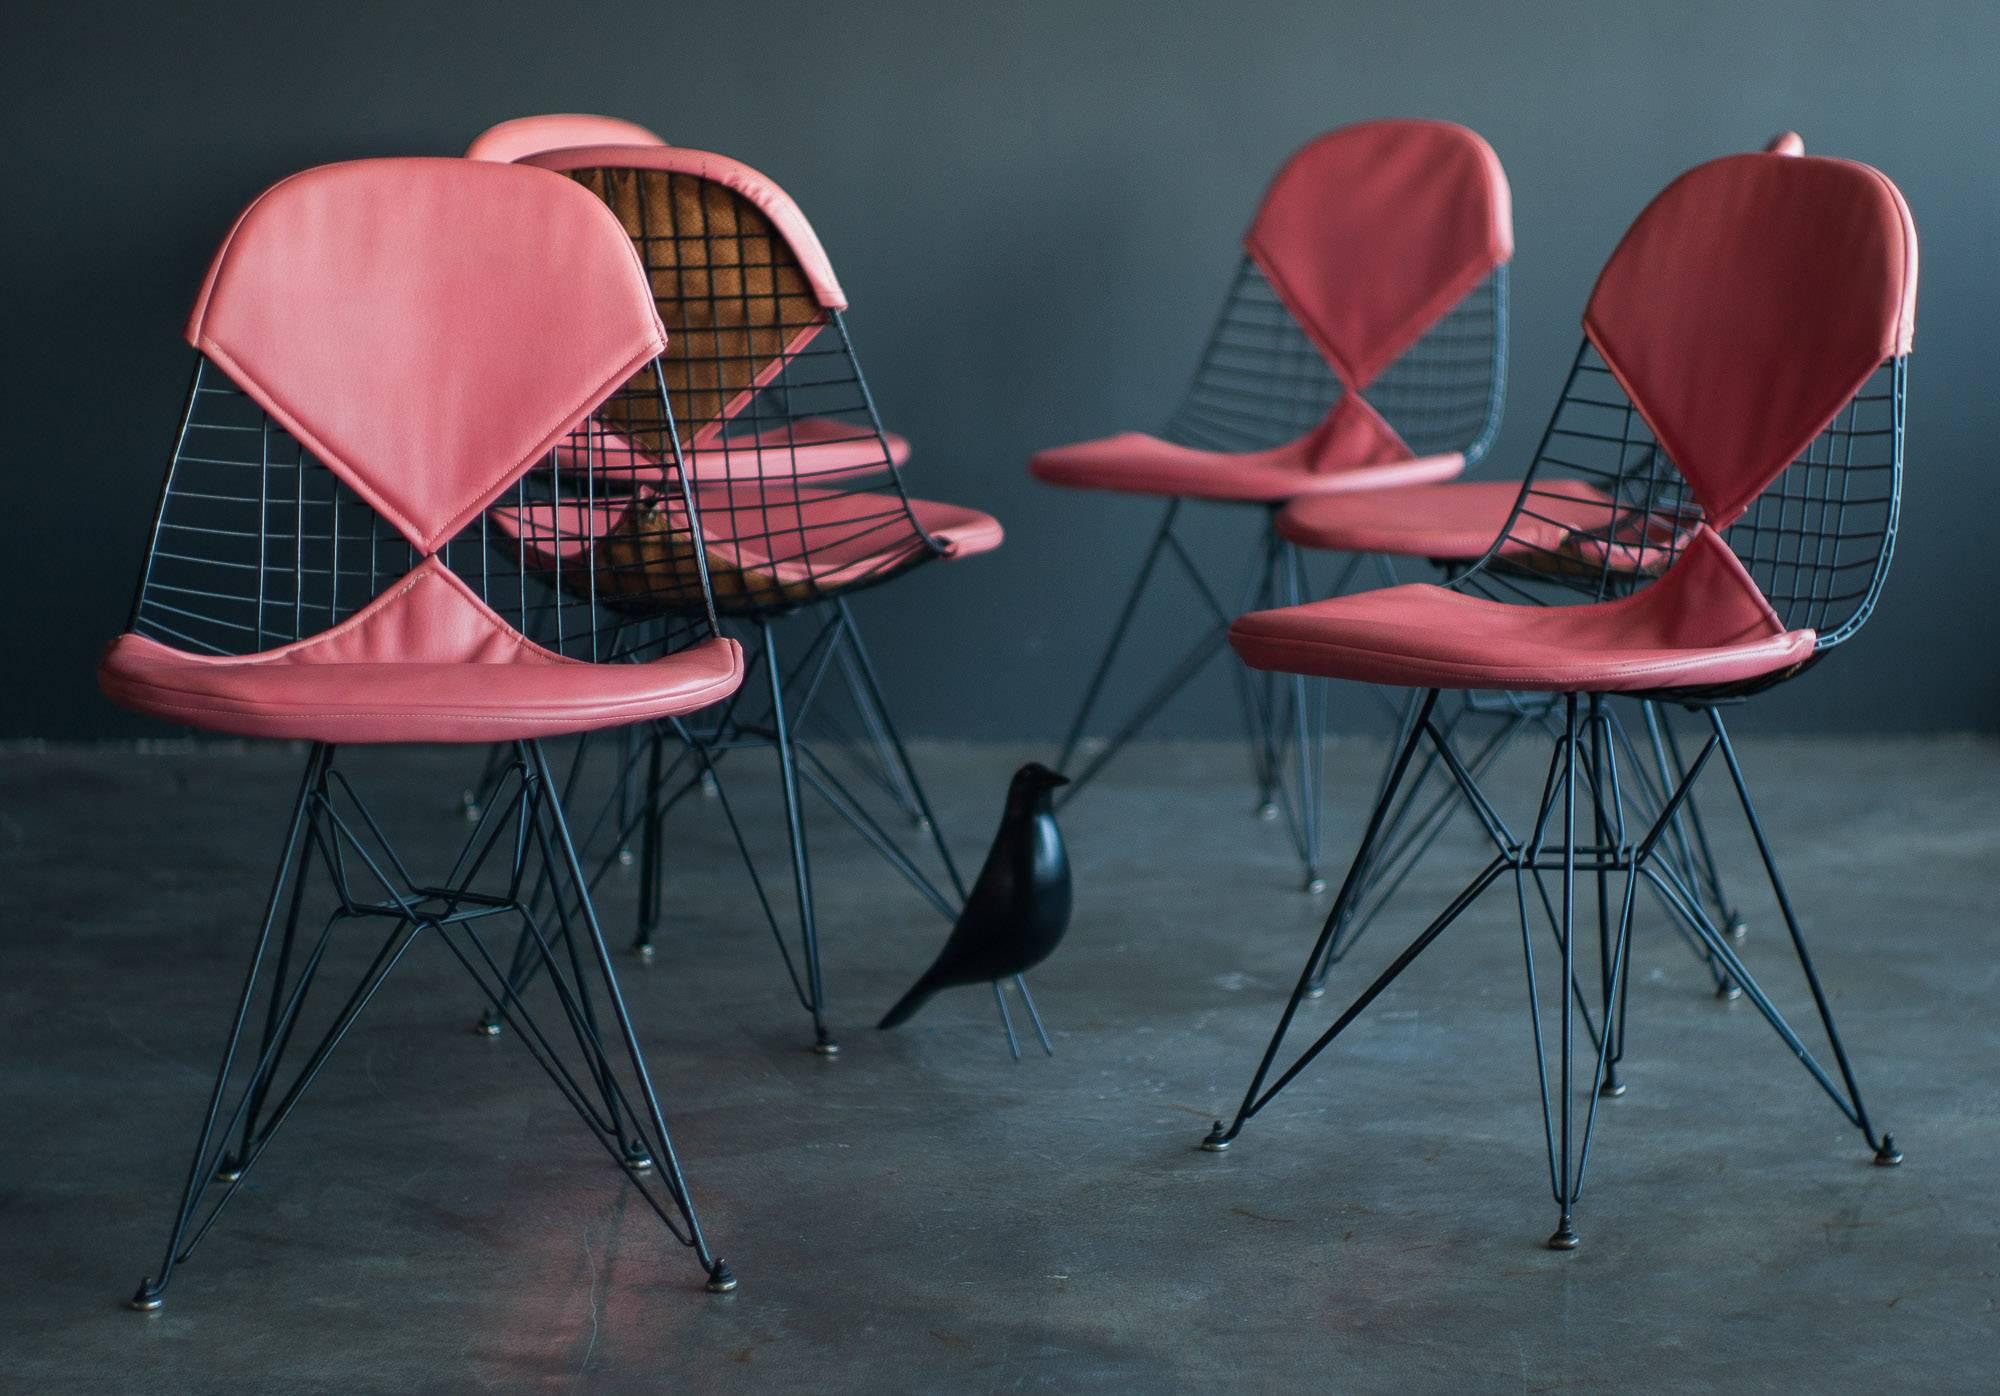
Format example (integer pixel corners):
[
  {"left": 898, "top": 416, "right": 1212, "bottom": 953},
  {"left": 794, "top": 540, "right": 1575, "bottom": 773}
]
[
  {"left": 1161, "top": 258, "right": 1505, "bottom": 463},
  {"left": 129, "top": 360, "right": 718, "bottom": 664},
  {"left": 1460, "top": 342, "right": 1904, "bottom": 653},
  {"left": 555, "top": 165, "right": 942, "bottom": 618}
]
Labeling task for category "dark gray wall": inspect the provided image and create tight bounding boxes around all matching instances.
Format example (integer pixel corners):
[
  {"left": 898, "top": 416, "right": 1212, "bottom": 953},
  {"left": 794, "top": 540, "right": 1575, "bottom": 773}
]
[{"left": 6, "top": 0, "right": 1997, "bottom": 740}]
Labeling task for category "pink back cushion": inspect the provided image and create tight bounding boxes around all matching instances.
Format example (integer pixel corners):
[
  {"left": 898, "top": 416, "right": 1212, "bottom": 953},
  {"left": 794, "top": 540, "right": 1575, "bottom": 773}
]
[
  {"left": 466, "top": 113, "right": 667, "bottom": 163},
  {"left": 1583, "top": 152, "right": 1916, "bottom": 528},
  {"left": 185, "top": 157, "right": 667, "bottom": 555},
  {"left": 1245, "top": 119, "right": 1513, "bottom": 391}
]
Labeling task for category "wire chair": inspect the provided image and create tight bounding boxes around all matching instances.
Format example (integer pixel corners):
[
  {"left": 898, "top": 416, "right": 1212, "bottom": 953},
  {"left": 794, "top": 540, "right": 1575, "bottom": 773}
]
[
  {"left": 1206, "top": 150, "right": 1914, "bottom": 1249},
  {"left": 105, "top": 158, "right": 746, "bottom": 1304},
  {"left": 1280, "top": 131, "right": 1817, "bottom": 984},
  {"left": 1032, "top": 119, "right": 1512, "bottom": 892},
  {"left": 480, "top": 144, "right": 1003, "bottom": 1054}
]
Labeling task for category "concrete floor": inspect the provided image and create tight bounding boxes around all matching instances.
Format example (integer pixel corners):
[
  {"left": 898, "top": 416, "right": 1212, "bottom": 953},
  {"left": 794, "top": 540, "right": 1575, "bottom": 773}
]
[{"left": 1, "top": 733, "right": 1996, "bottom": 1393}]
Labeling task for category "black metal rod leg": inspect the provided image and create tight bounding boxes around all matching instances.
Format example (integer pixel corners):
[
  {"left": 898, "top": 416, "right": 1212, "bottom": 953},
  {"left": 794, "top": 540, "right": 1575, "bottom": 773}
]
[
  {"left": 1204, "top": 691, "right": 1443, "bottom": 1150},
  {"left": 526, "top": 742, "right": 736, "bottom": 1292},
  {"left": 1663, "top": 711, "right": 1747, "bottom": 939},
  {"left": 764, "top": 623, "right": 836, "bottom": 1055},
  {"left": 633, "top": 722, "right": 667, "bottom": 959},
  {"left": 130, "top": 742, "right": 331, "bottom": 1312},
  {"left": 1281, "top": 541, "right": 1325, "bottom": 893},
  {"left": 1708, "top": 712, "right": 1899, "bottom": 1165},
  {"left": 1588, "top": 698, "right": 1626, "bottom": 1100},
  {"left": 1055, "top": 500, "right": 1180, "bottom": 777},
  {"left": 1548, "top": 694, "right": 1582, "bottom": 1251},
  {"left": 835, "top": 599, "right": 968, "bottom": 902}
]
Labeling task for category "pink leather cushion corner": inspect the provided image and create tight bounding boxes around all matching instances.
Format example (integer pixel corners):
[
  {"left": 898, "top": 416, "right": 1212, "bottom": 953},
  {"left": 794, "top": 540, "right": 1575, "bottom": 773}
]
[
  {"left": 1248, "top": 120, "right": 1513, "bottom": 391},
  {"left": 1028, "top": 429, "right": 1462, "bottom": 503},
  {"left": 465, "top": 113, "right": 666, "bottom": 163},
  {"left": 1276, "top": 479, "right": 1613, "bottom": 560},
  {"left": 520, "top": 145, "right": 848, "bottom": 311},
  {"left": 1228, "top": 527, "right": 1813, "bottom": 693},
  {"left": 1583, "top": 152, "right": 1916, "bottom": 529},
  {"left": 186, "top": 158, "right": 666, "bottom": 556},
  {"left": 98, "top": 558, "right": 743, "bottom": 743}
]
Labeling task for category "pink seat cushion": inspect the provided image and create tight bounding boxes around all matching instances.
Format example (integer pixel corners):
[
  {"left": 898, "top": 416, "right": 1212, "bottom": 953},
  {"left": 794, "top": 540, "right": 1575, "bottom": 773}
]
[
  {"left": 1029, "top": 430, "right": 1463, "bottom": 504},
  {"left": 1275, "top": 479, "right": 1613, "bottom": 560},
  {"left": 99, "top": 558, "right": 744, "bottom": 743},
  {"left": 684, "top": 418, "right": 912, "bottom": 477},
  {"left": 1228, "top": 528, "right": 1813, "bottom": 693},
  {"left": 491, "top": 486, "right": 1001, "bottom": 602},
  {"left": 564, "top": 418, "right": 912, "bottom": 484}
]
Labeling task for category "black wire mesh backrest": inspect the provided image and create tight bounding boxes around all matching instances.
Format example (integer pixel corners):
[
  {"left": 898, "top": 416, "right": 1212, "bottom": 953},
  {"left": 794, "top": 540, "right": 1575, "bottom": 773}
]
[
  {"left": 129, "top": 357, "right": 720, "bottom": 664},
  {"left": 1161, "top": 258, "right": 1506, "bottom": 465},
  {"left": 541, "top": 162, "right": 942, "bottom": 618},
  {"left": 1457, "top": 339, "right": 1905, "bottom": 650}
]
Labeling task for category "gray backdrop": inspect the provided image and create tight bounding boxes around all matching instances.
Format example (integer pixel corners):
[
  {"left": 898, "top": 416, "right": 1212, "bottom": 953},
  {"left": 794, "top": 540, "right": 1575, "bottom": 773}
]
[{"left": 6, "top": 0, "right": 1996, "bottom": 740}]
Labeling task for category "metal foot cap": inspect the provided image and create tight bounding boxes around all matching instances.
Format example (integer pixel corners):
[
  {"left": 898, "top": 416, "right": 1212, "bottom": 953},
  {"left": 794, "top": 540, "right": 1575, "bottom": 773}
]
[
  {"left": 1200, "top": 1123, "right": 1233, "bottom": 1152},
  {"left": 128, "top": 1281, "right": 164, "bottom": 1312},
  {"left": 1546, "top": 1222, "right": 1580, "bottom": 1251},
  {"left": 1256, "top": 802, "right": 1279, "bottom": 822},
  {"left": 1303, "top": 876, "right": 1328, "bottom": 896},
  {"left": 622, "top": 1144, "right": 655, "bottom": 1174},
  {"left": 1597, "top": 1077, "right": 1626, "bottom": 1099},
  {"left": 1715, "top": 980, "right": 1742, "bottom": 1002},
  {"left": 1726, "top": 912, "right": 1749, "bottom": 940},
  {"left": 616, "top": 847, "right": 635, "bottom": 868},
  {"left": 475, "top": 1016, "right": 503, "bottom": 1038},
  {"left": 705, "top": 1259, "right": 738, "bottom": 1293},
  {"left": 213, "top": 1154, "right": 244, "bottom": 1182},
  {"left": 1873, "top": 1135, "right": 1903, "bottom": 1167},
  {"left": 812, "top": 1035, "right": 841, "bottom": 1058}
]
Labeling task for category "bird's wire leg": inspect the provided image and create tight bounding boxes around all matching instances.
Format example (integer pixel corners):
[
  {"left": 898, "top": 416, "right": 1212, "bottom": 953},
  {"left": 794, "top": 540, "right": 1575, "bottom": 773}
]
[
  {"left": 1014, "top": 975, "right": 1054, "bottom": 1057},
  {"left": 992, "top": 981, "right": 1022, "bottom": 1062}
]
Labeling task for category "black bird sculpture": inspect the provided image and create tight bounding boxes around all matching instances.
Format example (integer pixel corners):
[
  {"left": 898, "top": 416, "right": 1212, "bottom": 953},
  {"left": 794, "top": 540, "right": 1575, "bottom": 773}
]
[{"left": 878, "top": 762, "right": 1072, "bottom": 1058}]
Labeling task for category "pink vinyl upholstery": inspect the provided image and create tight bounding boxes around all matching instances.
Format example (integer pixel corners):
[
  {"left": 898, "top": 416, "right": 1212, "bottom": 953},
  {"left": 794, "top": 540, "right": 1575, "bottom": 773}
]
[
  {"left": 1232, "top": 152, "right": 1916, "bottom": 696},
  {"left": 1030, "top": 432, "right": 1463, "bottom": 503},
  {"left": 1275, "top": 479, "right": 1613, "bottom": 560},
  {"left": 1231, "top": 528, "right": 1812, "bottom": 693},
  {"left": 184, "top": 158, "right": 668, "bottom": 555},
  {"left": 102, "top": 560, "right": 743, "bottom": 742},
  {"left": 492, "top": 487, "right": 1000, "bottom": 602},
  {"left": 1033, "top": 120, "right": 1510, "bottom": 503},
  {"left": 1248, "top": 120, "right": 1513, "bottom": 392},
  {"left": 103, "top": 158, "right": 746, "bottom": 742},
  {"left": 466, "top": 113, "right": 666, "bottom": 163},
  {"left": 1583, "top": 154, "right": 1915, "bottom": 529}
]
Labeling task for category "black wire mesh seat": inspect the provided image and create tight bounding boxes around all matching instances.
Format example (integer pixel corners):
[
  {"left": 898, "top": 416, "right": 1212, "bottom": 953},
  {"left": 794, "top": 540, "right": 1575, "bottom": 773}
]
[{"left": 1208, "top": 150, "right": 1917, "bottom": 1248}]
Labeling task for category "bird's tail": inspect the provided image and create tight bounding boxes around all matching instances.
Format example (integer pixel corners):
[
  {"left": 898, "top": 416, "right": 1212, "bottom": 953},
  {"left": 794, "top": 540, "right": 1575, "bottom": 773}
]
[{"left": 876, "top": 979, "right": 938, "bottom": 1031}]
